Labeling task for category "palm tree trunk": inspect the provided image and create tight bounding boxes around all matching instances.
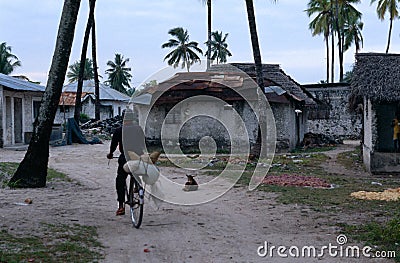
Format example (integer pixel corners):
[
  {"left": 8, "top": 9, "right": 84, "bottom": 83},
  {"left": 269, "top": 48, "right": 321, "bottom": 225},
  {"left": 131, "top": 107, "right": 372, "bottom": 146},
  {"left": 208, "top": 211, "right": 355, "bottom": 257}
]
[
  {"left": 334, "top": 0, "right": 343, "bottom": 82},
  {"left": 74, "top": 0, "right": 95, "bottom": 123},
  {"left": 386, "top": 17, "right": 393, "bottom": 53},
  {"left": 91, "top": 0, "right": 100, "bottom": 120},
  {"left": 325, "top": 34, "right": 329, "bottom": 83},
  {"left": 206, "top": 0, "right": 212, "bottom": 69},
  {"left": 331, "top": 25, "right": 335, "bottom": 83},
  {"left": 9, "top": 0, "right": 81, "bottom": 188},
  {"left": 245, "top": 0, "right": 266, "bottom": 158},
  {"left": 245, "top": 0, "right": 264, "bottom": 89}
]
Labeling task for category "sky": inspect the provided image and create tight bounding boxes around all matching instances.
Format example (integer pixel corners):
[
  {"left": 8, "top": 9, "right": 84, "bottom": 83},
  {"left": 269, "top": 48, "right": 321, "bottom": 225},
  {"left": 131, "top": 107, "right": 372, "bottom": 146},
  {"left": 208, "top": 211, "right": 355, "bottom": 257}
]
[{"left": 1, "top": 0, "right": 400, "bottom": 87}]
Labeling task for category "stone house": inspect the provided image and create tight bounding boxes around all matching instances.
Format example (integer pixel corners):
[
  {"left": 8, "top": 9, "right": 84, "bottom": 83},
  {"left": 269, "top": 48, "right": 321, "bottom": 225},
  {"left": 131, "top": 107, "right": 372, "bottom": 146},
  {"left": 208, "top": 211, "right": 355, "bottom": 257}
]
[
  {"left": 351, "top": 53, "right": 400, "bottom": 173},
  {"left": 54, "top": 80, "right": 130, "bottom": 124},
  {"left": 0, "top": 73, "right": 45, "bottom": 147},
  {"left": 303, "top": 83, "right": 362, "bottom": 139},
  {"left": 133, "top": 63, "right": 315, "bottom": 152}
]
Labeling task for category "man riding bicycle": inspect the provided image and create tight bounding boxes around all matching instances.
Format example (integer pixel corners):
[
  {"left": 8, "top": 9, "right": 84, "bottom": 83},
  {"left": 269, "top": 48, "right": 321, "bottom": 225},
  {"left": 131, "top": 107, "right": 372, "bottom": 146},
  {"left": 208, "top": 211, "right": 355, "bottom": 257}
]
[{"left": 107, "top": 110, "right": 145, "bottom": 216}]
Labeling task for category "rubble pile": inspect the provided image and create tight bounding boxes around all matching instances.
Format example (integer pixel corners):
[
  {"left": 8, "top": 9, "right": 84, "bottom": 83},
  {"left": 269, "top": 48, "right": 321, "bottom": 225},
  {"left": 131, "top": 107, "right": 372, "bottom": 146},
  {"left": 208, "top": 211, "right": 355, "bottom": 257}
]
[
  {"left": 80, "top": 116, "right": 123, "bottom": 138},
  {"left": 302, "top": 132, "right": 342, "bottom": 148}
]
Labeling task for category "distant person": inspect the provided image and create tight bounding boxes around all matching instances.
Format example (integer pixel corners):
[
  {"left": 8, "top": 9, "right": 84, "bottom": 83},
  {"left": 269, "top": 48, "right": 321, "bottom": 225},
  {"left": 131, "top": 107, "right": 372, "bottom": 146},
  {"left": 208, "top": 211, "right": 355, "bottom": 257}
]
[
  {"left": 107, "top": 110, "right": 145, "bottom": 216},
  {"left": 391, "top": 114, "right": 400, "bottom": 152}
]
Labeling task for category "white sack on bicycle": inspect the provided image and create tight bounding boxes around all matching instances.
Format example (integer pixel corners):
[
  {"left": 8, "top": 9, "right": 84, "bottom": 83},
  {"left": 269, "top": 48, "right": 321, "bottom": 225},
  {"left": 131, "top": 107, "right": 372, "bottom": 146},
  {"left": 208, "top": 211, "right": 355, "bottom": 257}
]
[{"left": 123, "top": 160, "right": 160, "bottom": 185}]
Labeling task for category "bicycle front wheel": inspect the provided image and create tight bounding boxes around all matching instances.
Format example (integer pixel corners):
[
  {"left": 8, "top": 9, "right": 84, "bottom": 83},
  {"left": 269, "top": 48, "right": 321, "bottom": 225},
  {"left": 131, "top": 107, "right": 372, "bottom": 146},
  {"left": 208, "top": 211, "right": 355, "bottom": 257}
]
[{"left": 128, "top": 177, "right": 144, "bottom": 228}]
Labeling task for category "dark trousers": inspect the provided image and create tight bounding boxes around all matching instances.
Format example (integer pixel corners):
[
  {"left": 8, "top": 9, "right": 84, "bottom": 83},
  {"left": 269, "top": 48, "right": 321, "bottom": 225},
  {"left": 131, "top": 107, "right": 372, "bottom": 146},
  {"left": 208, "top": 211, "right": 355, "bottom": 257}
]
[{"left": 116, "top": 154, "right": 128, "bottom": 205}]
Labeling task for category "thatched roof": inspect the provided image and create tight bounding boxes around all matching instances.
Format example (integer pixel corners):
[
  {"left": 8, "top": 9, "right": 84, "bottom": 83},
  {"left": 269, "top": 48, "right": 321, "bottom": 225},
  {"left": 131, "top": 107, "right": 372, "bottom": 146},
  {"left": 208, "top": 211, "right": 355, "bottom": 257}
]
[
  {"left": 210, "top": 63, "right": 316, "bottom": 105},
  {"left": 351, "top": 53, "right": 400, "bottom": 102}
]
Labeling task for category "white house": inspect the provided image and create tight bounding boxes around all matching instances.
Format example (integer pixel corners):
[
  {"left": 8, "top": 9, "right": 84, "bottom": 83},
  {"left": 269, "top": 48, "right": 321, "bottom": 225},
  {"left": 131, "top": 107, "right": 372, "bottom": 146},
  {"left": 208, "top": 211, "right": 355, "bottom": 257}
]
[
  {"left": 54, "top": 80, "right": 130, "bottom": 124},
  {"left": 0, "top": 73, "right": 45, "bottom": 147}
]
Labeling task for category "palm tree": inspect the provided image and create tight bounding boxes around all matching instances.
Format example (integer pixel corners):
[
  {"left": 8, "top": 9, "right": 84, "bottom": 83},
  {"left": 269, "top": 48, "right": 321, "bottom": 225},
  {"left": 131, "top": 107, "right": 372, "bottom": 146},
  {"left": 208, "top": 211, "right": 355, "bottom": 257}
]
[
  {"left": 161, "top": 27, "right": 203, "bottom": 72},
  {"left": 0, "top": 42, "right": 21, "bottom": 75},
  {"left": 74, "top": 0, "right": 96, "bottom": 123},
  {"left": 371, "top": 0, "right": 399, "bottom": 53},
  {"left": 245, "top": 0, "right": 277, "bottom": 159},
  {"left": 201, "top": 0, "right": 212, "bottom": 69},
  {"left": 105, "top": 53, "right": 132, "bottom": 94},
  {"left": 67, "top": 58, "right": 94, "bottom": 83},
  {"left": 9, "top": 0, "right": 81, "bottom": 188},
  {"left": 90, "top": 0, "right": 100, "bottom": 120},
  {"left": 306, "top": 0, "right": 332, "bottom": 83},
  {"left": 205, "top": 31, "right": 232, "bottom": 64},
  {"left": 343, "top": 14, "right": 364, "bottom": 53},
  {"left": 336, "top": 0, "right": 362, "bottom": 81}
]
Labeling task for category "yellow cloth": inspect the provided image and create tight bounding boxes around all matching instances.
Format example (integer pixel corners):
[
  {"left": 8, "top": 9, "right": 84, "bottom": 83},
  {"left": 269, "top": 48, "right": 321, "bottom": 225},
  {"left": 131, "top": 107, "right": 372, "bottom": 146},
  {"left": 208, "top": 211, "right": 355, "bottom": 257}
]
[{"left": 394, "top": 119, "right": 400, "bottom": 139}]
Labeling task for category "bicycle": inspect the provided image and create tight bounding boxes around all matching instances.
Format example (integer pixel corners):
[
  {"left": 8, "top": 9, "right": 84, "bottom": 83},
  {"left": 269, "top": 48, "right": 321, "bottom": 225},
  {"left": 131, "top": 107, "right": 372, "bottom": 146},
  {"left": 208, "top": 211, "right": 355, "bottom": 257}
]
[
  {"left": 125, "top": 173, "right": 144, "bottom": 228},
  {"left": 108, "top": 156, "right": 145, "bottom": 228}
]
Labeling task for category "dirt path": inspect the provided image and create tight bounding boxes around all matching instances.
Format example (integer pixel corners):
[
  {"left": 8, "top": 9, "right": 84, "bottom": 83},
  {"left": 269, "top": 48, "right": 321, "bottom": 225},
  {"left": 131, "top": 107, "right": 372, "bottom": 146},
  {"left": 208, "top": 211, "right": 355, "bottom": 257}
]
[{"left": 0, "top": 143, "right": 392, "bottom": 262}]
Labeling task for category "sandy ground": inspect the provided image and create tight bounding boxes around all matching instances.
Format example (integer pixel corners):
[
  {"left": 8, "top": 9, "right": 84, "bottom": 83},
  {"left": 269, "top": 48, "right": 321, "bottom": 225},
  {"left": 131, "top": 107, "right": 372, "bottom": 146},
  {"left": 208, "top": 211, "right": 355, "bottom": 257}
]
[{"left": 0, "top": 142, "right": 393, "bottom": 263}]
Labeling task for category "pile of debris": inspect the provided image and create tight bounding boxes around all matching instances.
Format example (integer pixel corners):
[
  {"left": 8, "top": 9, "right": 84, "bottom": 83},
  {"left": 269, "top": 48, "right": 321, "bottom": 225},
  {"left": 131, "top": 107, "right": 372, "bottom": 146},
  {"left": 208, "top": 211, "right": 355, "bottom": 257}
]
[
  {"left": 302, "top": 132, "right": 342, "bottom": 148},
  {"left": 80, "top": 116, "right": 123, "bottom": 138}
]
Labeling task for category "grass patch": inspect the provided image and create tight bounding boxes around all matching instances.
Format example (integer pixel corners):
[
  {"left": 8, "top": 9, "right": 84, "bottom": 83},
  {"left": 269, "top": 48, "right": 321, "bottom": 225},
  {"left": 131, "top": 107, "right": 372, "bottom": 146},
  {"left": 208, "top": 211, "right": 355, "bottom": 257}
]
[
  {"left": 0, "top": 223, "right": 104, "bottom": 262},
  {"left": 341, "top": 216, "right": 400, "bottom": 262},
  {"left": 337, "top": 146, "right": 363, "bottom": 170},
  {"left": 0, "top": 162, "right": 73, "bottom": 188}
]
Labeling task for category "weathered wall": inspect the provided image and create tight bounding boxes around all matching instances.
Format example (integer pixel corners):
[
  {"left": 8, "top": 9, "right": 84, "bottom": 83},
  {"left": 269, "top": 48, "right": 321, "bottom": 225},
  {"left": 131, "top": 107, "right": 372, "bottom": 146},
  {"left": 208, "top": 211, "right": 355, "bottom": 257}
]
[
  {"left": 139, "top": 100, "right": 303, "bottom": 152},
  {"left": 370, "top": 152, "right": 400, "bottom": 173},
  {"left": 305, "top": 84, "right": 361, "bottom": 139},
  {"left": 140, "top": 100, "right": 255, "bottom": 151},
  {"left": 1, "top": 90, "right": 41, "bottom": 146},
  {"left": 363, "top": 98, "right": 375, "bottom": 172}
]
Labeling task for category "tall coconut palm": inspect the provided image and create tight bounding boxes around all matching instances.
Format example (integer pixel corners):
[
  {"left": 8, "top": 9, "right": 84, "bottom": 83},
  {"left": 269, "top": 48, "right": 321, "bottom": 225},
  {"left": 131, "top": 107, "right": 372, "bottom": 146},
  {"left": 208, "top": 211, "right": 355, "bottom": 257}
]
[
  {"left": 0, "top": 42, "right": 21, "bottom": 75},
  {"left": 161, "top": 27, "right": 203, "bottom": 72},
  {"left": 306, "top": 0, "right": 332, "bottom": 83},
  {"left": 343, "top": 14, "right": 364, "bottom": 53},
  {"left": 371, "top": 0, "right": 399, "bottom": 53},
  {"left": 9, "top": 0, "right": 81, "bottom": 188},
  {"left": 245, "top": 0, "right": 277, "bottom": 159},
  {"left": 90, "top": 0, "right": 100, "bottom": 120},
  {"left": 105, "top": 53, "right": 132, "bottom": 94},
  {"left": 201, "top": 0, "right": 212, "bottom": 69},
  {"left": 336, "top": 0, "right": 362, "bottom": 81},
  {"left": 67, "top": 58, "right": 94, "bottom": 83},
  {"left": 205, "top": 31, "right": 232, "bottom": 64},
  {"left": 74, "top": 0, "right": 96, "bottom": 123}
]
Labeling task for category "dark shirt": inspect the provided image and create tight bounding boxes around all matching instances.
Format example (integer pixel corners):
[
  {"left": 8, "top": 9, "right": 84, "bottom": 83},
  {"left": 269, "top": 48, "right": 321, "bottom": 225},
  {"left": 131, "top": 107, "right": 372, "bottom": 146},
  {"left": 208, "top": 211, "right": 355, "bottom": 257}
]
[{"left": 109, "top": 124, "right": 145, "bottom": 157}]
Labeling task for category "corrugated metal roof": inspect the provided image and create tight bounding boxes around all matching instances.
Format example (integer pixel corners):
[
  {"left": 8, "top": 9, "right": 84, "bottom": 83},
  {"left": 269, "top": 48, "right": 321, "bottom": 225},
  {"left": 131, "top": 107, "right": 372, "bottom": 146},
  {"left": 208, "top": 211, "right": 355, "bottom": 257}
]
[
  {"left": 59, "top": 92, "right": 89, "bottom": 106},
  {"left": 63, "top": 80, "right": 130, "bottom": 101},
  {"left": 0, "top": 73, "right": 45, "bottom": 92}
]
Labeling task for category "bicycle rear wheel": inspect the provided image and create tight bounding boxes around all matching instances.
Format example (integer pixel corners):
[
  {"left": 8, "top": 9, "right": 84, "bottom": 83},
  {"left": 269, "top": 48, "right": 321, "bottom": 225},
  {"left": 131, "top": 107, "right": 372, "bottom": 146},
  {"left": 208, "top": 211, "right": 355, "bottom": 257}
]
[{"left": 128, "top": 176, "right": 144, "bottom": 228}]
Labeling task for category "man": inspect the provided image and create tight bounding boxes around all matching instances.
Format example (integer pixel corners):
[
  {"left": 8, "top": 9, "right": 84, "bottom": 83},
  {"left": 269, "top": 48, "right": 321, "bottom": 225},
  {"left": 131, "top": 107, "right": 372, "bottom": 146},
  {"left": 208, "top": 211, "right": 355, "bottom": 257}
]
[{"left": 107, "top": 110, "right": 145, "bottom": 215}]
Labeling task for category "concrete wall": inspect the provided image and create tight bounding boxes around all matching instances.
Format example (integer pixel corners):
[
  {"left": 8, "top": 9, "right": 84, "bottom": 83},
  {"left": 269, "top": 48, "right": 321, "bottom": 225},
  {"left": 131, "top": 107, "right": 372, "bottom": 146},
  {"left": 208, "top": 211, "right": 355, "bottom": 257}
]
[
  {"left": 306, "top": 85, "right": 361, "bottom": 139},
  {"left": 363, "top": 98, "right": 373, "bottom": 172},
  {"left": 1, "top": 89, "right": 42, "bottom": 146},
  {"left": 140, "top": 100, "right": 258, "bottom": 150},
  {"left": 364, "top": 100, "right": 400, "bottom": 173},
  {"left": 139, "top": 100, "right": 303, "bottom": 152}
]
